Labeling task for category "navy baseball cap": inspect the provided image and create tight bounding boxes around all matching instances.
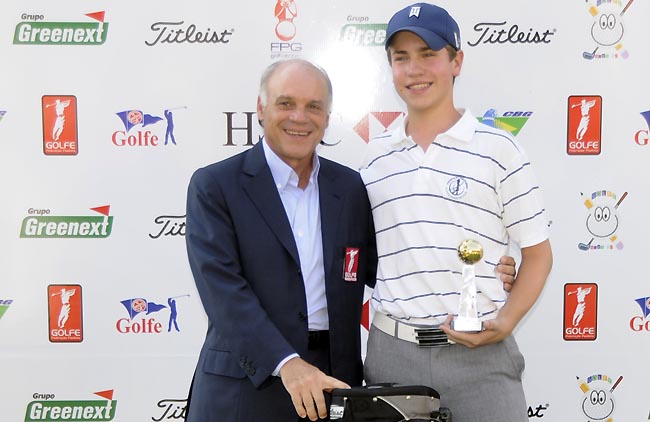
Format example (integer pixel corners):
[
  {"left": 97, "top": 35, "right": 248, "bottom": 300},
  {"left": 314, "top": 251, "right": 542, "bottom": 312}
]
[{"left": 385, "top": 3, "right": 461, "bottom": 51}]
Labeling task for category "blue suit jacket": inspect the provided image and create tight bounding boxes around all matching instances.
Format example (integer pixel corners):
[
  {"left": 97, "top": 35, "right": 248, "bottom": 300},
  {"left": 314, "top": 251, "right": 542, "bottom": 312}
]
[{"left": 185, "top": 142, "right": 377, "bottom": 421}]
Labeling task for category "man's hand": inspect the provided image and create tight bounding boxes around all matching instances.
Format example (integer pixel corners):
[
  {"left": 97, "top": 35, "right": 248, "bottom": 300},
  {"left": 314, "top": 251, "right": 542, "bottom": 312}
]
[
  {"left": 440, "top": 315, "right": 514, "bottom": 349},
  {"left": 496, "top": 255, "right": 517, "bottom": 292},
  {"left": 279, "top": 357, "right": 349, "bottom": 420}
]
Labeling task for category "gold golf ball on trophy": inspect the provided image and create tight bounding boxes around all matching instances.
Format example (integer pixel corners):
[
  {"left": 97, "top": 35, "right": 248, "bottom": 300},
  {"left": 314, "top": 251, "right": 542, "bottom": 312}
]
[{"left": 457, "top": 239, "right": 483, "bottom": 265}]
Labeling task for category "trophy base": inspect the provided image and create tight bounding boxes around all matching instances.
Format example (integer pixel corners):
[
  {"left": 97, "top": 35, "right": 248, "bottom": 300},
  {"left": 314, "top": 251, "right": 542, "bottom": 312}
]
[{"left": 451, "top": 317, "right": 483, "bottom": 333}]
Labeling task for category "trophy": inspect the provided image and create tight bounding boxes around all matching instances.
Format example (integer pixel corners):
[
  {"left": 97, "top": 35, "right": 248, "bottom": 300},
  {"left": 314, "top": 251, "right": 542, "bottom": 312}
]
[{"left": 451, "top": 239, "right": 484, "bottom": 332}]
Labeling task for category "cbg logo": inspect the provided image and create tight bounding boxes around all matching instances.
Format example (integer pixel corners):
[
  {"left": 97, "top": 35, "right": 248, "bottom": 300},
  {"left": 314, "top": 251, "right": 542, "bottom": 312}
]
[
  {"left": 629, "top": 296, "right": 650, "bottom": 331},
  {"left": 478, "top": 109, "right": 532, "bottom": 136},
  {"left": 578, "top": 191, "right": 627, "bottom": 251},
  {"left": 564, "top": 283, "right": 597, "bottom": 341},
  {"left": 42, "top": 95, "right": 78, "bottom": 155},
  {"left": 567, "top": 96, "right": 601, "bottom": 155},
  {"left": 0, "top": 299, "right": 13, "bottom": 321}
]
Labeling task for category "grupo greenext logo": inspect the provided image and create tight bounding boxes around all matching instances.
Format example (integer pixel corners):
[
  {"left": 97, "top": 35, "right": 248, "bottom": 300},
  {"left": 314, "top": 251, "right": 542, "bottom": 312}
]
[
  {"left": 340, "top": 16, "right": 387, "bottom": 47},
  {"left": 25, "top": 390, "right": 117, "bottom": 421},
  {"left": 20, "top": 206, "right": 113, "bottom": 238},
  {"left": 14, "top": 11, "right": 108, "bottom": 45}
]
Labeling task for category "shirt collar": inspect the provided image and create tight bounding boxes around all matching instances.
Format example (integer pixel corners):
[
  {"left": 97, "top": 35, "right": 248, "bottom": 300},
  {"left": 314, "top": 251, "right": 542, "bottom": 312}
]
[
  {"left": 262, "top": 137, "right": 320, "bottom": 190},
  {"left": 389, "top": 108, "right": 478, "bottom": 147}
]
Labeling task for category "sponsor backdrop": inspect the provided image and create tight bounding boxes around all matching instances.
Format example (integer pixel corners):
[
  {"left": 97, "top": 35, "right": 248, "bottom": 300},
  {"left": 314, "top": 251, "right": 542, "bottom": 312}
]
[{"left": 1, "top": 0, "right": 649, "bottom": 420}]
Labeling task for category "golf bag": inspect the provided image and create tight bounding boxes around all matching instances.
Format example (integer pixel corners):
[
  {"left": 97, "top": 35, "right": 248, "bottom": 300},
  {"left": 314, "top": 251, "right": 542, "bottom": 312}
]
[{"left": 329, "top": 384, "right": 451, "bottom": 422}]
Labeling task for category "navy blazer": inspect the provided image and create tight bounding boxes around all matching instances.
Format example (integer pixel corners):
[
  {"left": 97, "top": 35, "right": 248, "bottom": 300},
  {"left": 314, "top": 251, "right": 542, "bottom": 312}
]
[{"left": 185, "top": 142, "right": 377, "bottom": 421}]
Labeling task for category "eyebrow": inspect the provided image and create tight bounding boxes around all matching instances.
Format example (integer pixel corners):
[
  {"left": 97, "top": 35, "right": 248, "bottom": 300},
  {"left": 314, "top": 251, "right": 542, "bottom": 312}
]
[
  {"left": 390, "top": 45, "right": 433, "bottom": 55},
  {"left": 275, "top": 95, "right": 325, "bottom": 107}
]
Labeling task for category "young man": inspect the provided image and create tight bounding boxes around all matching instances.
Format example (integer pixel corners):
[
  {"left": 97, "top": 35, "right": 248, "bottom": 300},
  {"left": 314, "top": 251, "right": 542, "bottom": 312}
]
[{"left": 359, "top": 4, "right": 553, "bottom": 422}]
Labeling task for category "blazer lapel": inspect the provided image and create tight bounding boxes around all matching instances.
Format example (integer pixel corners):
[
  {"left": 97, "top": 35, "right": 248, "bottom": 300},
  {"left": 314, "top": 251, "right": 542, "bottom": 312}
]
[
  {"left": 241, "top": 143, "right": 300, "bottom": 265},
  {"left": 318, "top": 159, "right": 343, "bottom": 283}
]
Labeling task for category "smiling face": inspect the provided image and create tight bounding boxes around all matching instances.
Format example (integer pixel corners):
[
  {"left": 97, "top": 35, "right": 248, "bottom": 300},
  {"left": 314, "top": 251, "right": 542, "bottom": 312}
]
[
  {"left": 591, "top": 4, "right": 625, "bottom": 46},
  {"left": 388, "top": 31, "right": 463, "bottom": 116},
  {"left": 582, "top": 389, "right": 614, "bottom": 420},
  {"left": 585, "top": 197, "right": 619, "bottom": 238},
  {"left": 257, "top": 61, "right": 330, "bottom": 173}
]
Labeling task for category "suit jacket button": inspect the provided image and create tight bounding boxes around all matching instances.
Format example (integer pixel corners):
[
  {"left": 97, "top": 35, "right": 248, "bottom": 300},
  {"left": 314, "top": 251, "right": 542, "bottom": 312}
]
[{"left": 298, "top": 312, "right": 307, "bottom": 321}]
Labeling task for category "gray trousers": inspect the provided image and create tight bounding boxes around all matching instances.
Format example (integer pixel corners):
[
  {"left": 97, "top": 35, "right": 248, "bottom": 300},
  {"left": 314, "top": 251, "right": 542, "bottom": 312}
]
[{"left": 364, "top": 325, "right": 528, "bottom": 422}]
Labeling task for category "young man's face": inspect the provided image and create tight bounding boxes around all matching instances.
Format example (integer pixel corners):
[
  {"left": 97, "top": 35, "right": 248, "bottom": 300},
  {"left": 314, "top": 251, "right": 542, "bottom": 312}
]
[
  {"left": 257, "top": 62, "right": 330, "bottom": 171},
  {"left": 388, "top": 31, "right": 463, "bottom": 114}
]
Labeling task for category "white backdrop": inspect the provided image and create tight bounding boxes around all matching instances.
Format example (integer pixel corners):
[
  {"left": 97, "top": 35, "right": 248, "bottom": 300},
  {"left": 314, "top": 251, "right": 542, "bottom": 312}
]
[{"left": 2, "top": 0, "right": 650, "bottom": 420}]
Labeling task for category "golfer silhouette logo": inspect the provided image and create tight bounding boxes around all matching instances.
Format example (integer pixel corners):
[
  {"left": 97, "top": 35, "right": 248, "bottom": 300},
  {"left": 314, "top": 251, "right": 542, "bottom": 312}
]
[{"left": 274, "top": 0, "right": 297, "bottom": 41}]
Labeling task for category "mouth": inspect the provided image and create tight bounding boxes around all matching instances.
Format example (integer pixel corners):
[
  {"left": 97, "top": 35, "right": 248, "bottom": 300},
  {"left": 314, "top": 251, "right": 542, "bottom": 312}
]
[
  {"left": 407, "top": 82, "right": 432, "bottom": 91},
  {"left": 285, "top": 129, "right": 311, "bottom": 136}
]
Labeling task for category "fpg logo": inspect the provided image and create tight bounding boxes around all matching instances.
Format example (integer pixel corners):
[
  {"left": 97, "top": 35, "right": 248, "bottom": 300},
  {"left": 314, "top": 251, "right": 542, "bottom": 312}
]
[
  {"left": 271, "top": 0, "right": 301, "bottom": 57},
  {"left": 567, "top": 96, "right": 601, "bottom": 155},
  {"left": 629, "top": 296, "right": 650, "bottom": 331}
]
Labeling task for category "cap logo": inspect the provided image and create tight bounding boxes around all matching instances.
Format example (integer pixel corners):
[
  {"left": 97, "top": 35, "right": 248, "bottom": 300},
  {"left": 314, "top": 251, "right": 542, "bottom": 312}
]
[
  {"left": 409, "top": 6, "right": 421, "bottom": 18},
  {"left": 454, "top": 32, "right": 460, "bottom": 49}
]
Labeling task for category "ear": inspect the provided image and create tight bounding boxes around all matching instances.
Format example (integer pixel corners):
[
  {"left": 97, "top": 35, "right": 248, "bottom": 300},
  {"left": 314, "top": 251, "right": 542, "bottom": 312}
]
[
  {"left": 452, "top": 50, "right": 464, "bottom": 78},
  {"left": 256, "top": 96, "right": 265, "bottom": 122}
]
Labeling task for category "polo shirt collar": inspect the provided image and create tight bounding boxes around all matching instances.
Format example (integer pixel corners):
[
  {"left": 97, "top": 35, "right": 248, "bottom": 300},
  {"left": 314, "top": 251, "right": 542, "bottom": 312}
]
[{"left": 390, "top": 108, "right": 478, "bottom": 147}]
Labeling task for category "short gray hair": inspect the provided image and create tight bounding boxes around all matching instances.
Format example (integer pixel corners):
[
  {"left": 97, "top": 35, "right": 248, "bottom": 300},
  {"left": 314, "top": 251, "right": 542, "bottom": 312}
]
[{"left": 258, "top": 59, "right": 333, "bottom": 112}]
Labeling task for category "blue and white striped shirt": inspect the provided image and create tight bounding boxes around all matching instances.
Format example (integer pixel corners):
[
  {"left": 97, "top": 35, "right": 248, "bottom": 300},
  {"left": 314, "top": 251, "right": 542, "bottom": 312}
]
[{"left": 359, "top": 109, "right": 548, "bottom": 325}]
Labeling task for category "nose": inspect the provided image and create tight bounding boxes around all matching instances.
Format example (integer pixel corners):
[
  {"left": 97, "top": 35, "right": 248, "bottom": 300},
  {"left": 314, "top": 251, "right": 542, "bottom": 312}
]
[
  {"left": 406, "top": 57, "right": 424, "bottom": 76},
  {"left": 289, "top": 107, "right": 308, "bottom": 123}
]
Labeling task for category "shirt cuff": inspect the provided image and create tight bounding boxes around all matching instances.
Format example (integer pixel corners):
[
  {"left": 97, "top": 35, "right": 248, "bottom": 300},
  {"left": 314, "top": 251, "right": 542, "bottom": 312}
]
[{"left": 273, "top": 353, "right": 299, "bottom": 377}]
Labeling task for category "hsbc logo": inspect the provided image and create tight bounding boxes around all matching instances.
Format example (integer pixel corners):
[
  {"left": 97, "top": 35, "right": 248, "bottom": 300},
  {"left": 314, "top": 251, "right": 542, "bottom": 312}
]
[{"left": 354, "top": 112, "right": 405, "bottom": 143}]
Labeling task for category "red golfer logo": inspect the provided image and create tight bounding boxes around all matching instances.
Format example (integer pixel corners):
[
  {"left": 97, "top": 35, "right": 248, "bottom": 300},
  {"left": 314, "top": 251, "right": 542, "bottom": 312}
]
[{"left": 274, "top": 0, "right": 297, "bottom": 41}]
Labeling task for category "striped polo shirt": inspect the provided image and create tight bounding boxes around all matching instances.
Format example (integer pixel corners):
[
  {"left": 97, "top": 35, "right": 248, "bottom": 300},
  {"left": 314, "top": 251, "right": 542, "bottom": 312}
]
[{"left": 359, "top": 109, "right": 549, "bottom": 325}]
